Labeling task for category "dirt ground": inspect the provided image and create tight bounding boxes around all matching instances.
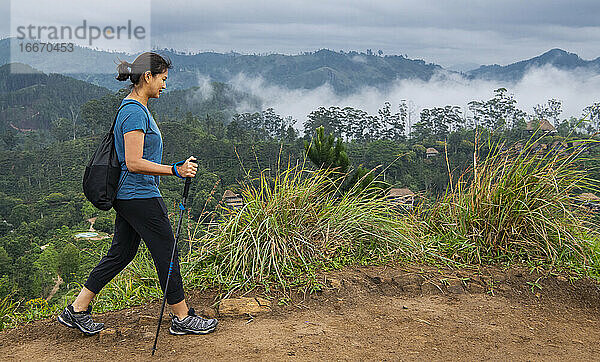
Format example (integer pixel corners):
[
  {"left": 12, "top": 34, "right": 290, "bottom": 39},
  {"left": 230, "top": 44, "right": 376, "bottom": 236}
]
[{"left": 1, "top": 263, "right": 600, "bottom": 361}]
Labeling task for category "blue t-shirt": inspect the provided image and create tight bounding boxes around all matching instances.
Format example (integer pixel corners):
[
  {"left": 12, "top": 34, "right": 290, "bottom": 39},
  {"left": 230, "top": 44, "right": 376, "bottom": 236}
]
[{"left": 114, "top": 98, "right": 163, "bottom": 199}]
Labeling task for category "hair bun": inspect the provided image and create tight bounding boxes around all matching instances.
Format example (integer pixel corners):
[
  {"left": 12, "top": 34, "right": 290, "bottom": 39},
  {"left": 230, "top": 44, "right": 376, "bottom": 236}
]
[
  {"left": 114, "top": 52, "right": 172, "bottom": 88},
  {"left": 115, "top": 60, "right": 133, "bottom": 81}
]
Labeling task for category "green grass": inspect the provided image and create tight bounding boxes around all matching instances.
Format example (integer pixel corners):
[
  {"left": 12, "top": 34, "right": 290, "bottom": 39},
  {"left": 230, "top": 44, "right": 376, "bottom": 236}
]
[
  {"left": 84, "top": 141, "right": 600, "bottom": 300},
  {"left": 417, "top": 137, "right": 600, "bottom": 274},
  {"left": 182, "top": 165, "right": 423, "bottom": 295},
  {"left": 0, "top": 293, "right": 19, "bottom": 330}
]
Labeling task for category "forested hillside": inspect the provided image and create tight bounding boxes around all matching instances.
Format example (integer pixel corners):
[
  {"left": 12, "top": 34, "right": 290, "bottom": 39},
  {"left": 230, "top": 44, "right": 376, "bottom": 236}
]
[
  {"left": 0, "top": 63, "right": 109, "bottom": 133},
  {"left": 0, "top": 39, "right": 443, "bottom": 93}
]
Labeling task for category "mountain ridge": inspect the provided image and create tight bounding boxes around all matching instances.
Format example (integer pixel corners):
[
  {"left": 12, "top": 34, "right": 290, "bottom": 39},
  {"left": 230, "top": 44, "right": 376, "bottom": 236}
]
[
  {"left": 0, "top": 39, "right": 442, "bottom": 94},
  {"left": 1, "top": 37, "right": 598, "bottom": 91},
  {"left": 467, "top": 48, "right": 600, "bottom": 81}
]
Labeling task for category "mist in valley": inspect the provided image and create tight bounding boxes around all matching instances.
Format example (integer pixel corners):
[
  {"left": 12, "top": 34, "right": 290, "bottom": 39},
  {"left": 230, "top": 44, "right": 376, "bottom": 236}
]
[{"left": 192, "top": 65, "right": 600, "bottom": 133}]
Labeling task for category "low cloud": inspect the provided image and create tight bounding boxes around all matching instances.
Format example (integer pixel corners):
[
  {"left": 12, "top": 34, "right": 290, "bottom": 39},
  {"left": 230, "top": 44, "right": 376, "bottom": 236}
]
[
  {"left": 225, "top": 66, "right": 600, "bottom": 133},
  {"left": 188, "top": 72, "right": 214, "bottom": 102},
  {"left": 351, "top": 55, "right": 367, "bottom": 63}
]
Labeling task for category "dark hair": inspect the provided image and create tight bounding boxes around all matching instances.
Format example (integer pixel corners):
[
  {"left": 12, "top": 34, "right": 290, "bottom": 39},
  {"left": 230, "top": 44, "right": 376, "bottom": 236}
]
[{"left": 116, "top": 52, "right": 172, "bottom": 88}]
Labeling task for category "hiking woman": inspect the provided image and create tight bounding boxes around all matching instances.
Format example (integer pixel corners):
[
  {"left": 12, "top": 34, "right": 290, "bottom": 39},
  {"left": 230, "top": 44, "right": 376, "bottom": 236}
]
[{"left": 58, "top": 52, "right": 218, "bottom": 336}]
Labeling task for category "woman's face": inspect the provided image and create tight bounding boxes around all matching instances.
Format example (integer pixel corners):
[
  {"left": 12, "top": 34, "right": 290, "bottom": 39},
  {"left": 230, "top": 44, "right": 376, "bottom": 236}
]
[{"left": 144, "top": 69, "right": 168, "bottom": 98}]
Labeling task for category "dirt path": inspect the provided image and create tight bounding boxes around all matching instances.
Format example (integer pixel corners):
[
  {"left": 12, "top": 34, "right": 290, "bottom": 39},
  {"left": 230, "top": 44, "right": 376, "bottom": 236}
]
[
  {"left": 45, "top": 275, "right": 63, "bottom": 302},
  {"left": 1, "top": 264, "right": 599, "bottom": 361}
]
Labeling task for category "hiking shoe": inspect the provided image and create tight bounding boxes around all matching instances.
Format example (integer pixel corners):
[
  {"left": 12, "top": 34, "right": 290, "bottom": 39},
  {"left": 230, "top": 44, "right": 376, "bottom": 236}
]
[
  {"left": 170, "top": 308, "right": 218, "bottom": 335},
  {"left": 57, "top": 304, "right": 104, "bottom": 336}
]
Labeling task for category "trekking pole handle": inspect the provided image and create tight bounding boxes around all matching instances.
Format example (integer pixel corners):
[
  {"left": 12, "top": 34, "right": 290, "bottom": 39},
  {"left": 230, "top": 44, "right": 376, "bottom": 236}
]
[
  {"left": 183, "top": 177, "right": 192, "bottom": 198},
  {"left": 182, "top": 159, "right": 197, "bottom": 199}
]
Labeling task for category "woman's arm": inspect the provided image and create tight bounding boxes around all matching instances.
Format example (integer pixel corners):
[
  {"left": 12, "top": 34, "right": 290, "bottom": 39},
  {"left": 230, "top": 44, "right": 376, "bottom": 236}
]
[{"left": 124, "top": 130, "right": 197, "bottom": 177}]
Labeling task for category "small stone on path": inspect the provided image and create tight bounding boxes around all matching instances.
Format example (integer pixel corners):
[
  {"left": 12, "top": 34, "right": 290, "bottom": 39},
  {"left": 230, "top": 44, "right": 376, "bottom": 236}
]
[{"left": 219, "top": 297, "right": 271, "bottom": 316}]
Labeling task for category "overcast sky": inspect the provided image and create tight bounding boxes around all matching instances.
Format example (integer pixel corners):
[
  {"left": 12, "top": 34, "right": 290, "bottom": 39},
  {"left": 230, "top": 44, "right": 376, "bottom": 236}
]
[
  {"left": 3, "top": 0, "right": 599, "bottom": 68},
  {"left": 153, "top": 0, "right": 600, "bottom": 68}
]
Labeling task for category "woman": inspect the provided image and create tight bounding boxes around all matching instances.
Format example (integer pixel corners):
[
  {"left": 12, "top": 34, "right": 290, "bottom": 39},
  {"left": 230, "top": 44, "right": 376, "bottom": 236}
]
[{"left": 57, "top": 52, "right": 217, "bottom": 336}]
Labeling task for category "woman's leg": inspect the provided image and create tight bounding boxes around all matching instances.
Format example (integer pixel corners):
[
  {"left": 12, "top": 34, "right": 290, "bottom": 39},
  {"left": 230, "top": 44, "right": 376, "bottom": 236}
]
[
  {"left": 71, "top": 287, "right": 96, "bottom": 312},
  {"left": 170, "top": 299, "right": 189, "bottom": 319},
  {"left": 111, "top": 197, "right": 188, "bottom": 319},
  {"left": 74, "top": 208, "right": 142, "bottom": 311}
]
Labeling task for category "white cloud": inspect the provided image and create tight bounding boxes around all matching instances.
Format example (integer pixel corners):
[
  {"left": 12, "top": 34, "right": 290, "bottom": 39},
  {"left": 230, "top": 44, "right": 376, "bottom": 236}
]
[
  {"left": 3, "top": 1, "right": 599, "bottom": 66},
  {"left": 351, "top": 55, "right": 367, "bottom": 63},
  {"left": 224, "top": 66, "right": 600, "bottom": 133},
  {"left": 188, "top": 72, "right": 214, "bottom": 102}
]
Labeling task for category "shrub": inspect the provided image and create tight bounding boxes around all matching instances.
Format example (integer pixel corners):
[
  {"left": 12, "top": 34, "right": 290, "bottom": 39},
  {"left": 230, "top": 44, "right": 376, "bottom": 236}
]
[
  {"left": 94, "top": 213, "right": 115, "bottom": 234},
  {"left": 418, "top": 138, "right": 600, "bottom": 269},
  {"left": 185, "top": 165, "right": 422, "bottom": 293}
]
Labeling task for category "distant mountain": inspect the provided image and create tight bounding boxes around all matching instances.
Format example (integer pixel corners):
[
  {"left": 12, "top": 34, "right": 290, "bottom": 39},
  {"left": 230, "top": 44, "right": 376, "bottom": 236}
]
[
  {"left": 2, "top": 36, "right": 599, "bottom": 104},
  {"left": 467, "top": 49, "right": 600, "bottom": 82},
  {"left": 0, "top": 63, "right": 109, "bottom": 131},
  {"left": 447, "top": 62, "right": 480, "bottom": 73},
  {"left": 0, "top": 39, "right": 442, "bottom": 94}
]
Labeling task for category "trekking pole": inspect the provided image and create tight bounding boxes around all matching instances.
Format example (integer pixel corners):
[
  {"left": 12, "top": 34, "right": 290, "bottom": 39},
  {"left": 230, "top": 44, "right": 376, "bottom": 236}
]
[{"left": 152, "top": 160, "right": 196, "bottom": 356}]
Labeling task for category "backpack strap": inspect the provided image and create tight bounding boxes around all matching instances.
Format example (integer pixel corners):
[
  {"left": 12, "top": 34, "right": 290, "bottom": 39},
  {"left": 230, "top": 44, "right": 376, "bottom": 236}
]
[
  {"left": 109, "top": 103, "right": 128, "bottom": 135},
  {"left": 111, "top": 100, "right": 151, "bottom": 134}
]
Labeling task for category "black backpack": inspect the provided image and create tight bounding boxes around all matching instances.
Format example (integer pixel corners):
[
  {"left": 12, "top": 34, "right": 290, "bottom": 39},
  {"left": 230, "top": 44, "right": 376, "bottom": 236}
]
[{"left": 83, "top": 101, "right": 149, "bottom": 210}]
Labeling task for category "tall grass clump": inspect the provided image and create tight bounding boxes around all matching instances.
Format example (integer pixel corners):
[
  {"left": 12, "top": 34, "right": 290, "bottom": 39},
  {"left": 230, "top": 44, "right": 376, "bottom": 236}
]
[
  {"left": 0, "top": 293, "right": 19, "bottom": 330},
  {"left": 185, "top": 165, "right": 422, "bottom": 293},
  {"left": 419, "top": 138, "right": 600, "bottom": 271}
]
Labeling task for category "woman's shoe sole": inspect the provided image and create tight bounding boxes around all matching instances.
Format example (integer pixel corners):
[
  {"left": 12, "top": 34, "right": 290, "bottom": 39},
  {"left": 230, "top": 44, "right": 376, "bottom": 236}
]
[
  {"left": 169, "top": 326, "right": 217, "bottom": 335},
  {"left": 57, "top": 315, "right": 75, "bottom": 328}
]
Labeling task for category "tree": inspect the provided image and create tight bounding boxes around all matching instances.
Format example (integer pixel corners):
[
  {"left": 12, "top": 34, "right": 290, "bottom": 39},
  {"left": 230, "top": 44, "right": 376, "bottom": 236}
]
[
  {"left": 344, "top": 107, "right": 370, "bottom": 142},
  {"left": 304, "top": 126, "right": 349, "bottom": 173},
  {"left": 469, "top": 88, "right": 527, "bottom": 131},
  {"left": 36, "top": 245, "right": 59, "bottom": 296},
  {"left": 304, "top": 106, "right": 345, "bottom": 140},
  {"left": 262, "top": 108, "right": 283, "bottom": 139},
  {"left": 0, "top": 193, "right": 20, "bottom": 221},
  {"left": 376, "top": 102, "right": 406, "bottom": 141},
  {"left": 202, "top": 113, "right": 226, "bottom": 139},
  {"left": 583, "top": 102, "right": 600, "bottom": 132},
  {"left": 411, "top": 113, "right": 433, "bottom": 142},
  {"left": 226, "top": 120, "right": 245, "bottom": 142},
  {"left": 94, "top": 213, "right": 115, "bottom": 234},
  {"left": 0, "top": 247, "right": 11, "bottom": 276},
  {"left": 8, "top": 204, "right": 31, "bottom": 227},
  {"left": 68, "top": 105, "right": 80, "bottom": 140},
  {"left": 0, "top": 129, "right": 18, "bottom": 151},
  {"left": 50, "top": 118, "right": 72, "bottom": 142},
  {"left": 533, "top": 98, "right": 562, "bottom": 127},
  {"left": 282, "top": 122, "right": 298, "bottom": 143},
  {"left": 14, "top": 254, "right": 43, "bottom": 298},
  {"left": 80, "top": 89, "right": 128, "bottom": 136},
  {"left": 57, "top": 243, "right": 79, "bottom": 283},
  {"left": 412, "top": 105, "right": 461, "bottom": 142}
]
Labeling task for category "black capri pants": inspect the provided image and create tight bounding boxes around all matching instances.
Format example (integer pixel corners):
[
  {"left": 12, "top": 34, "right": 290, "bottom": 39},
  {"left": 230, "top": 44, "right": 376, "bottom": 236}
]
[{"left": 84, "top": 197, "right": 185, "bottom": 305}]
